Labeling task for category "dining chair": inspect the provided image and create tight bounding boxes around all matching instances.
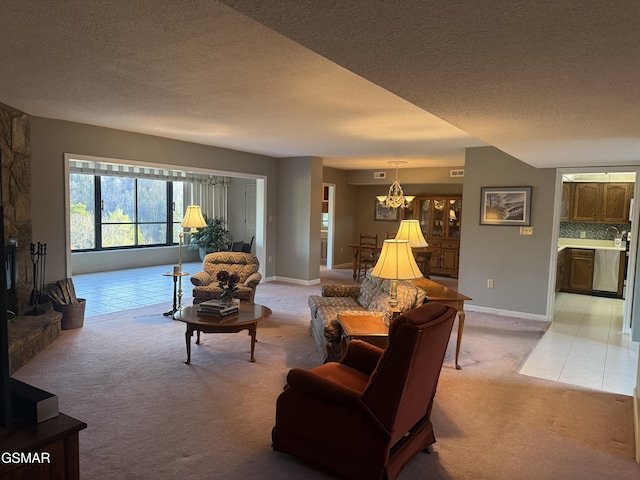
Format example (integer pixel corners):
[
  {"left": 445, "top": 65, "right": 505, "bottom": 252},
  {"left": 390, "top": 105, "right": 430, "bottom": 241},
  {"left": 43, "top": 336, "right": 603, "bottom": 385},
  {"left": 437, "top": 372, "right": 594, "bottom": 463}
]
[{"left": 357, "top": 233, "right": 378, "bottom": 282}]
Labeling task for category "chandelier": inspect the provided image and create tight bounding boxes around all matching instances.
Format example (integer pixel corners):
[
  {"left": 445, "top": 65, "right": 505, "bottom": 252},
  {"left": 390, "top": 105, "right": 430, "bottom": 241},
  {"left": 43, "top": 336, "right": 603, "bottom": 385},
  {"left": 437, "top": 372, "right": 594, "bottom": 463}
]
[{"left": 376, "top": 161, "right": 415, "bottom": 209}]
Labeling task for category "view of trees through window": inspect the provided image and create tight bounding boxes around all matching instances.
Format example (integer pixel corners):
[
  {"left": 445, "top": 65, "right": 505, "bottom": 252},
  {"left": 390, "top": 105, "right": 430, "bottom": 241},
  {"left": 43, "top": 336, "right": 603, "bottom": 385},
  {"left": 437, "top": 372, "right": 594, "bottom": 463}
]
[{"left": 70, "top": 173, "right": 186, "bottom": 250}]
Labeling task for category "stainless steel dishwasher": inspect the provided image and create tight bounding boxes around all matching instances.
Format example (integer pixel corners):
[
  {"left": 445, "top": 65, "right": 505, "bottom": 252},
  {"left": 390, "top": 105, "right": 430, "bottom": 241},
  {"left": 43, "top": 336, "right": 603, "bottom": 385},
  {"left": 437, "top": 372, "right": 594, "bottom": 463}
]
[{"left": 592, "top": 249, "right": 620, "bottom": 296}]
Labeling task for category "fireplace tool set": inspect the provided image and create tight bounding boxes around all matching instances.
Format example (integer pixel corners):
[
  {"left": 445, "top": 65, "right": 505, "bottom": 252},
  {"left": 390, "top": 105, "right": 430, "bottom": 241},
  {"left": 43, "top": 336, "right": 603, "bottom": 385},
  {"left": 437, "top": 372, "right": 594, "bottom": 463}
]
[{"left": 27, "top": 242, "right": 47, "bottom": 315}]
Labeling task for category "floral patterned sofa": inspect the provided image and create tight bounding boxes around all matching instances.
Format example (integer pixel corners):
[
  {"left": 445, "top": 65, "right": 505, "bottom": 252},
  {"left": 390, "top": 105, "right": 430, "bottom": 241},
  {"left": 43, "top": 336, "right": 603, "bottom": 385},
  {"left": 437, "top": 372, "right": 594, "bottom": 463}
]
[
  {"left": 190, "top": 252, "right": 262, "bottom": 304},
  {"left": 308, "top": 273, "right": 427, "bottom": 362}
]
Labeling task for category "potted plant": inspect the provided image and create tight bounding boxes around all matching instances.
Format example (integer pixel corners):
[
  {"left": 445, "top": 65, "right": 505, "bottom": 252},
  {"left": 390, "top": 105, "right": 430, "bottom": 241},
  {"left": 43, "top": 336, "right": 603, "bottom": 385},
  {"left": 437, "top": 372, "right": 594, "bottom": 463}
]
[{"left": 187, "top": 216, "right": 233, "bottom": 260}]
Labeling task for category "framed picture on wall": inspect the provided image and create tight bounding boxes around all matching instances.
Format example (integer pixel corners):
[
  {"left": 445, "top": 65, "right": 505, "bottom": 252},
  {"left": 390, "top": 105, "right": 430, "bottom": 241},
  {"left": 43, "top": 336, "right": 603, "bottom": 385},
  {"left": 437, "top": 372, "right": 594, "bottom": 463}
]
[
  {"left": 374, "top": 200, "right": 400, "bottom": 222},
  {"left": 480, "top": 186, "right": 532, "bottom": 226}
]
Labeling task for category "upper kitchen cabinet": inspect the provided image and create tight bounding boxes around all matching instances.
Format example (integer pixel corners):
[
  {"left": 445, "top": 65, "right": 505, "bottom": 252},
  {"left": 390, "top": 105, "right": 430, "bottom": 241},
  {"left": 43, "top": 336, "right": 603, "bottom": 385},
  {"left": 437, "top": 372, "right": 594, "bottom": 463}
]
[
  {"left": 601, "top": 183, "right": 630, "bottom": 223},
  {"left": 571, "top": 183, "right": 599, "bottom": 221},
  {"left": 560, "top": 183, "right": 571, "bottom": 221},
  {"left": 566, "top": 182, "right": 632, "bottom": 223}
]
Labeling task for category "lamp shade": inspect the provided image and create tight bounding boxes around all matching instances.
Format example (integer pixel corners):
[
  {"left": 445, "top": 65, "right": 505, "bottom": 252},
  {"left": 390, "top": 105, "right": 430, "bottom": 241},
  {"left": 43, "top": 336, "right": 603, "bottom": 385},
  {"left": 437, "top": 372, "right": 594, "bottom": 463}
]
[
  {"left": 370, "top": 239, "right": 422, "bottom": 280},
  {"left": 395, "top": 219, "right": 428, "bottom": 247},
  {"left": 181, "top": 205, "right": 207, "bottom": 229}
]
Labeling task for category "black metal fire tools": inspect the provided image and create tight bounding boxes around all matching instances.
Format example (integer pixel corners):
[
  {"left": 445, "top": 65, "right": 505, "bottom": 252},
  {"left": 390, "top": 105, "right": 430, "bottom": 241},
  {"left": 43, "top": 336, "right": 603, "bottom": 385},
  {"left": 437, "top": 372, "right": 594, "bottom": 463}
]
[{"left": 27, "top": 242, "right": 47, "bottom": 315}]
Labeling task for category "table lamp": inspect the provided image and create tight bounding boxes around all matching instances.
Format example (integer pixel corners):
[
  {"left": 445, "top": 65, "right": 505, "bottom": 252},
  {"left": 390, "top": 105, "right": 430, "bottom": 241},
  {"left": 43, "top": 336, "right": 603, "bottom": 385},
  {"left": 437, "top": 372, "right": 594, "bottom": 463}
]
[
  {"left": 177, "top": 205, "right": 207, "bottom": 307},
  {"left": 370, "top": 239, "right": 423, "bottom": 310},
  {"left": 180, "top": 205, "right": 207, "bottom": 265},
  {"left": 395, "top": 219, "right": 428, "bottom": 248},
  {"left": 395, "top": 219, "right": 429, "bottom": 277}
]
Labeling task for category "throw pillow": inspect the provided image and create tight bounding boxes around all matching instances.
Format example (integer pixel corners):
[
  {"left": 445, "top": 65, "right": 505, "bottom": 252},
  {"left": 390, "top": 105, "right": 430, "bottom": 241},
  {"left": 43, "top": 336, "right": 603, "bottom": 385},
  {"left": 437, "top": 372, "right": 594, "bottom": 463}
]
[{"left": 357, "top": 273, "right": 383, "bottom": 309}]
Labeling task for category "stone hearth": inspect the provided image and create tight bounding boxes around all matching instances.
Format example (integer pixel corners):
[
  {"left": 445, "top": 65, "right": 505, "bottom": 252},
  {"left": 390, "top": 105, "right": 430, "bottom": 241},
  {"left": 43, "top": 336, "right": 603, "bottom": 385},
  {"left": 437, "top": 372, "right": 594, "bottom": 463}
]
[{"left": 8, "top": 311, "right": 62, "bottom": 374}]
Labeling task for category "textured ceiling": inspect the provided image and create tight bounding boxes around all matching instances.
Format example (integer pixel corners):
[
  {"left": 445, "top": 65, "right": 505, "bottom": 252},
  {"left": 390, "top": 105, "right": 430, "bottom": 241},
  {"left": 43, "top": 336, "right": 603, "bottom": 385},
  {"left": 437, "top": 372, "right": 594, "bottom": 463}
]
[{"left": 1, "top": 1, "right": 639, "bottom": 170}]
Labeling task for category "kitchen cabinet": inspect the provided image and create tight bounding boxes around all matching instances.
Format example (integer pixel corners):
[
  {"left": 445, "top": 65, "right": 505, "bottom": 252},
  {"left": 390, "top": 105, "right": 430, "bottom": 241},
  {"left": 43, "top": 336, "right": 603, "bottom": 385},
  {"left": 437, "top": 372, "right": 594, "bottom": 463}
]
[
  {"left": 566, "top": 248, "right": 595, "bottom": 294},
  {"left": 571, "top": 183, "right": 599, "bottom": 222},
  {"left": 560, "top": 183, "right": 571, "bottom": 221},
  {"left": 403, "top": 195, "right": 462, "bottom": 276},
  {"left": 567, "top": 182, "right": 631, "bottom": 223},
  {"left": 560, "top": 247, "right": 625, "bottom": 298},
  {"left": 601, "top": 183, "right": 630, "bottom": 223},
  {"left": 556, "top": 248, "right": 566, "bottom": 291}
]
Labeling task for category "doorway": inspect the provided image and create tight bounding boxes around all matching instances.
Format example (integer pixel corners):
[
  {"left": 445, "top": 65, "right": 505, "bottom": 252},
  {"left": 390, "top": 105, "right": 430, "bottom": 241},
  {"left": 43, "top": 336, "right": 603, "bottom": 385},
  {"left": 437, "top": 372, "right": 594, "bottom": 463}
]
[
  {"left": 530, "top": 168, "right": 640, "bottom": 394},
  {"left": 321, "top": 184, "right": 335, "bottom": 269}
]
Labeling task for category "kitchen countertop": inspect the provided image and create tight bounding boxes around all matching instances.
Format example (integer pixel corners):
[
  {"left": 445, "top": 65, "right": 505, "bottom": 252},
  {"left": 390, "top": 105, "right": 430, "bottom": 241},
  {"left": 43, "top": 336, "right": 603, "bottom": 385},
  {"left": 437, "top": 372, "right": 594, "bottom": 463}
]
[{"left": 558, "top": 238, "right": 626, "bottom": 252}]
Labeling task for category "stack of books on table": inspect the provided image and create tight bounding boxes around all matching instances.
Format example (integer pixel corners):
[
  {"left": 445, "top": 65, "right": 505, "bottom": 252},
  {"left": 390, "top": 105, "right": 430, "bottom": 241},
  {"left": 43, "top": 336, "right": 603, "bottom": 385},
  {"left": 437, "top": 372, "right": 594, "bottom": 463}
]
[{"left": 198, "top": 299, "right": 239, "bottom": 317}]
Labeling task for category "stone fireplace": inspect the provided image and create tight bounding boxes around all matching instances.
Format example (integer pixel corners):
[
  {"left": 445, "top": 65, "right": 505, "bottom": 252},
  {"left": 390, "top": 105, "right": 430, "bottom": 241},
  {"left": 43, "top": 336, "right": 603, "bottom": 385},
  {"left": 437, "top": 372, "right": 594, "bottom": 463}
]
[
  {"left": 0, "top": 102, "right": 32, "bottom": 315},
  {"left": 1, "top": 102, "right": 61, "bottom": 373}
]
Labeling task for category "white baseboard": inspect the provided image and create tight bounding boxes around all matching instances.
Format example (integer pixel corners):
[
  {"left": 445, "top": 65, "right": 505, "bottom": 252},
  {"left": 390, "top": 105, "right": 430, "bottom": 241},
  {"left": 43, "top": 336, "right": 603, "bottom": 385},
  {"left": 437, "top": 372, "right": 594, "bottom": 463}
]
[
  {"left": 263, "top": 276, "right": 320, "bottom": 286},
  {"left": 464, "top": 304, "right": 549, "bottom": 322},
  {"left": 634, "top": 387, "right": 639, "bottom": 463}
]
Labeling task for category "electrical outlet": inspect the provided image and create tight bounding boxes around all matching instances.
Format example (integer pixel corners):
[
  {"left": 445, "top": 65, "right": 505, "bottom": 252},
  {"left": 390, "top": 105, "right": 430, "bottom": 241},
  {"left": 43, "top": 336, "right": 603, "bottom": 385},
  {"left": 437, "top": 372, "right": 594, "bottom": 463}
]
[
  {"left": 487, "top": 279, "right": 494, "bottom": 288},
  {"left": 580, "top": 231, "right": 586, "bottom": 239}
]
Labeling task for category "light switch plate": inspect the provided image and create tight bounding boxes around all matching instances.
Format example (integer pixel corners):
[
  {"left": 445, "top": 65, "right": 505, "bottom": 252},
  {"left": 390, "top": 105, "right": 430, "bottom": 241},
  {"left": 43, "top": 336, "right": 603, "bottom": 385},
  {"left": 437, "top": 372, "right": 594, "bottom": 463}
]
[{"left": 520, "top": 226, "right": 533, "bottom": 235}]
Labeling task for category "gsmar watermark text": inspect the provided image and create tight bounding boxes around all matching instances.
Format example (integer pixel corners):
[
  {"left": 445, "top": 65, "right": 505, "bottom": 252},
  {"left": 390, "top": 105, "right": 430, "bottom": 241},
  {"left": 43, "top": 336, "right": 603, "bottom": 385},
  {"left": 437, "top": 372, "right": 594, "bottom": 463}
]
[{"left": 1, "top": 451, "right": 51, "bottom": 464}]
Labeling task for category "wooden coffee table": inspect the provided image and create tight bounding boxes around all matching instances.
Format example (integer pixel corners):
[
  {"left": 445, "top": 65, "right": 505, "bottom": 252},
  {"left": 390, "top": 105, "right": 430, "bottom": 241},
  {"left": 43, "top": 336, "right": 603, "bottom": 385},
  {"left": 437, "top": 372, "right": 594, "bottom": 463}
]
[{"left": 174, "top": 303, "right": 272, "bottom": 364}]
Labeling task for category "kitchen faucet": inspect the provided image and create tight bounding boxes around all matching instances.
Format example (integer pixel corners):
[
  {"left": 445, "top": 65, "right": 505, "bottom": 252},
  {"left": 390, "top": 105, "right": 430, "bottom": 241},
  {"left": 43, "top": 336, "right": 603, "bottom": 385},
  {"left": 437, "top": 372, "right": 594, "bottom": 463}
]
[{"left": 605, "top": 226, "right": 620, "bottom": 239}]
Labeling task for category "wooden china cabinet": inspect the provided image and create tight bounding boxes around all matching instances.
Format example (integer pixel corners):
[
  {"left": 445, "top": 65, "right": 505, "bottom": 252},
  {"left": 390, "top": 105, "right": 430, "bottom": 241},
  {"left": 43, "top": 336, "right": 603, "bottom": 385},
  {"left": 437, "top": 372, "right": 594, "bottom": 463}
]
[{"left": 403, "top": 195, "right": 462, "bottom": 276}]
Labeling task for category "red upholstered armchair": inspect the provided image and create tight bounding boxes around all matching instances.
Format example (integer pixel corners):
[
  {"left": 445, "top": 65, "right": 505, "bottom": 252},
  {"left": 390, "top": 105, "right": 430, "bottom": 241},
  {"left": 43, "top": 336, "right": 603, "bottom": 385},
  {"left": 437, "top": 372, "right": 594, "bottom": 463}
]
[{"left": 272, "top": 302, "right": 456, "bottom": 480}]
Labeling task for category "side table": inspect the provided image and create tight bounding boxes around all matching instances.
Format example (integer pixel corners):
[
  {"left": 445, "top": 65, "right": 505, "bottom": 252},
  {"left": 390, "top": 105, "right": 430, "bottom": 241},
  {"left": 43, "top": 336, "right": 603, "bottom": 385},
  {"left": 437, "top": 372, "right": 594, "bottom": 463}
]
[
  {"left": 337, "top": 312, "right": 388, "bottom": 354},
  {"left": 163, "top": 271, "right": 190, "bottom": 316},
  {"left": 411, "top": 277, "right": 472, "bottom": 370}
]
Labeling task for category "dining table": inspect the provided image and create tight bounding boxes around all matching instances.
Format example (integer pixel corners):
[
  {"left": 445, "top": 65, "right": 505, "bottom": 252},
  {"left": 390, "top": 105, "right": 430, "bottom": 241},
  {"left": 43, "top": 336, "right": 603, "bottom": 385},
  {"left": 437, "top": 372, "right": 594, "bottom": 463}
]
[{"left": 346, "top": 243, "right": 433, "bottom": 279}]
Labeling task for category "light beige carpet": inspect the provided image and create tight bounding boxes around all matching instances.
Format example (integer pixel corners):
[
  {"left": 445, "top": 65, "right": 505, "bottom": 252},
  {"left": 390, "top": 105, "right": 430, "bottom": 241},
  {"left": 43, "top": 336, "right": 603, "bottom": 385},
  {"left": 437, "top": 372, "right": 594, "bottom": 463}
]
[{"left": 13, "top": 270, "right": 639, "bottom": 479}]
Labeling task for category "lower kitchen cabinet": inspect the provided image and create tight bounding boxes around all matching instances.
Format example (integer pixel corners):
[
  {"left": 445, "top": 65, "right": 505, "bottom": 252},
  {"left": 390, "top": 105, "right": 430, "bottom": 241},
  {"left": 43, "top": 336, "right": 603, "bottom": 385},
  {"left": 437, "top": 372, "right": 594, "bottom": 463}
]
[
  {"left": 556, "top": 249, "right": 566, "bottom": 291},
  {"left": 559, "top": 247, "right": 625, "bottom": 298},
  {"left": 566, "top": 248, "right": 595, "bottom": 294}
]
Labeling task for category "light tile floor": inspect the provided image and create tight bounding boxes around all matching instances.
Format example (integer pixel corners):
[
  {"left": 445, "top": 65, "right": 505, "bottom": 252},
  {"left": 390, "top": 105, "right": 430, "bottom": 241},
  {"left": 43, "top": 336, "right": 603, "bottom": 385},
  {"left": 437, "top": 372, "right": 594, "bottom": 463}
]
[
  {"left": 73, "top": 262, "right": 202, "bottom": 317},
  {"left": 520, "top": 292, "right": 639, "bottom": 396}
]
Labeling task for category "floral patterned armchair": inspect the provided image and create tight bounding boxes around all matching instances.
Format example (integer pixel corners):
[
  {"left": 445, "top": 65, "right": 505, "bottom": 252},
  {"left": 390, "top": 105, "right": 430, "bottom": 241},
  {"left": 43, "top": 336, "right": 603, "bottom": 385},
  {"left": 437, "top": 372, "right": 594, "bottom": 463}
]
[{"left": 190, "top": 252, "right": 262, "bottom": 304}]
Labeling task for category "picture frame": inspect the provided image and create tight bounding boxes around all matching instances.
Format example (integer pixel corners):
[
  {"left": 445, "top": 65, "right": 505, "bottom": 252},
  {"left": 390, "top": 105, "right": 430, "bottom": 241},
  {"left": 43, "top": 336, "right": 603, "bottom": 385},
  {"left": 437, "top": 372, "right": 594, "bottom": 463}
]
[
  {"left": 480, "top": 186, "right": 532, "bottom": 226},
  {"left": 374, "top": 200, "right": 400, "bottom": 222}
]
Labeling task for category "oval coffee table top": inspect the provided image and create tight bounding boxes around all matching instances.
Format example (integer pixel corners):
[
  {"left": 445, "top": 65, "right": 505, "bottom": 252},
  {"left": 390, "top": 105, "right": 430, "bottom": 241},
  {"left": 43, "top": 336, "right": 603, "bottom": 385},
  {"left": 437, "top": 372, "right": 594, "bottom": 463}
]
[{"left": 175, "top": 303, "right": 272, "bottom": 327}]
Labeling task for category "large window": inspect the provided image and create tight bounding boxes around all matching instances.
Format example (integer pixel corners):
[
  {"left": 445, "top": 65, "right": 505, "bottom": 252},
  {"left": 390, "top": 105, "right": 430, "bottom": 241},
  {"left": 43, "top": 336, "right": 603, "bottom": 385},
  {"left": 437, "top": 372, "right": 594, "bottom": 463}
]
[
  {"left": 68, "top": 157, "right": 235, "bottom": 252},
  {"left": 70, "top": 173, "right": 96, "bottom": 250},
  {"left": 70, "top": 172, "right": 185, "bottom": 251}
]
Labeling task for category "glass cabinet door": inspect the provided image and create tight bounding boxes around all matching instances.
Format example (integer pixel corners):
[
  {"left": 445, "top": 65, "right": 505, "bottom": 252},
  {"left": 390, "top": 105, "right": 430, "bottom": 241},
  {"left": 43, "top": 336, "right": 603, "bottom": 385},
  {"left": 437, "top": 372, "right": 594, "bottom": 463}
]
[
  {"left": 432, "top": 199, "right": 445, "bottom": 238},
  {"left": 447, "top": 199, "right": 462, "bottom": 239},
  {"left": 419, "top": 199, "right": 430, "bottom": 237},
  {"left": 403, "top": 201, "right": 416, "bottom": 220}
]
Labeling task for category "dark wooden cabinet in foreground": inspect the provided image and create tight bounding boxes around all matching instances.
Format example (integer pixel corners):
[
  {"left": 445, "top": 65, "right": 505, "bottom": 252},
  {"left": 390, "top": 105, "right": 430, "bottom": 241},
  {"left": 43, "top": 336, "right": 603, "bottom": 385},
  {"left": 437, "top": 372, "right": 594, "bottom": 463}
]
[{"left": 0, "top": 413, "right": 86, "bottom": 479}]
